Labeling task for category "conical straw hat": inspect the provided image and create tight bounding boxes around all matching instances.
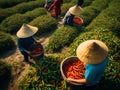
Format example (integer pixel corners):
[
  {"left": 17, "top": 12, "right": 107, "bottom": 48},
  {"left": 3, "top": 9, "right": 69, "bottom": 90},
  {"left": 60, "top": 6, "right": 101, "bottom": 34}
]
[
  {"left": 69, "top": 5, "right": 83, "bottom": 16},
  {"left": 16, "top": 23, "right": 38, "bottom": 38},
  {"left": 76, "top": 40, "right": 108, "bottom": 64}
]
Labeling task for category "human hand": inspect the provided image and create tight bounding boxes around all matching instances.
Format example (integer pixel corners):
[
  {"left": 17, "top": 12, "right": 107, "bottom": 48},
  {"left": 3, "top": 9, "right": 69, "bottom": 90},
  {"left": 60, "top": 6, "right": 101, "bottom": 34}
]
[
  {"left": 65, "top": 78, "right": 74, "bottom": 83},
  {"left": 24, "top": 50, "right": 31, "bottom": 55},
  {"left": 27, "top": 51, "right": 31, "bottom": 55},
  {"left": 48, "top": 8, "right": 50, "bottom": 12}
]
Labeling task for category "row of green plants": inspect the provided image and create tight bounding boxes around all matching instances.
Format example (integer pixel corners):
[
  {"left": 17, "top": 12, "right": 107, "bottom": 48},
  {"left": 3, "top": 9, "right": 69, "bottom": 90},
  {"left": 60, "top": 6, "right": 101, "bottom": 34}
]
[
  {"left": 0, "top": 32, "right": 15, "bottom": 55},
  {"left": 0, "top": 0, "right": 35, "bottom": 8},
  {"left": 29, "top": 15, "right": 57, "bottom": 36},
  {"left": 66, "top": 0, "right": 120, "bottom": 89},
  {"left": 45, "top": 26, "right": 83, "bottom": 53},
  {"left": 61, "top": 3, "right": 73, "bottom": 16},
  {"left": 71, "top": 0, "right": 94, "bottom": 7},
  {"left": 0, "top": 0, "right": 81, "bottom": 23},
  {"left": 80, "top": 0, "right": 112, "bottom": 26},
  {"left": 18, "top": 0, "right": 120, "bottom": 90},
  {"left": 19, "top": 56, "right": 71, "bottom": 90},
  {"left": 86, "top": 0, "right": 120, "bottom": 59},
  {"left": 0, "top": 8, "right": 47, "bottom": 34},
  {"left": 0, "top": 0, "right": 119, "bottom": 90},
  {"left": 86, "top": 0, "right": 120, "bottom": 36},
  {"left": 61, "top": 0, "right": 93, "bottom": 16},
  {"left": 45, "top": 0, "right": 110, "bottom": 53},
  {"left": 80, "top": 0, "right": 95, "bottom": 7},
  {"left": 0, "top": 60, "right": 12, "bottom": 90},
  {"left": 0, "top": 0, "right": 82, "bottom": 35},
  {"left": 0, "top": 0, "right": 45, "bottom": 22},
  {"left": 63, "top": 0, "right": 72, "bottom": 3}
]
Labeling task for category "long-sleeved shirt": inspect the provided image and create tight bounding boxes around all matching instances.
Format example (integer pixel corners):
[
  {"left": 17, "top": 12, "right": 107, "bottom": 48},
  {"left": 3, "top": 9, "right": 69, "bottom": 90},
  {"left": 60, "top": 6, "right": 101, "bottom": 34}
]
[
  {"left": 18, "top": 36, "right": 35, "bottom": 52},
  {"left": 49, "top": 0, "right": 63, "bottom": 15},
  {"left": 63, "top": 10, "right": 75, "bottom": 26}
]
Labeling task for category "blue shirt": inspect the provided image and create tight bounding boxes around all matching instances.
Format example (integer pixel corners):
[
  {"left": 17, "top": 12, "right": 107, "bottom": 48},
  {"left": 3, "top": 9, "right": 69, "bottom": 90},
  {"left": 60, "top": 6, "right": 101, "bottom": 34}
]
[
  {"left": 63, "top": 10, "right": 75, "bottom": 26},
  {"left": 45, "top": 0, "right": 51, "bottom": 2},
  {"left": 18, "top": 36, "right": 35, "bottom": 52},
  {"left": 84, "top": 57, "right": 109, "bottom": 86}
]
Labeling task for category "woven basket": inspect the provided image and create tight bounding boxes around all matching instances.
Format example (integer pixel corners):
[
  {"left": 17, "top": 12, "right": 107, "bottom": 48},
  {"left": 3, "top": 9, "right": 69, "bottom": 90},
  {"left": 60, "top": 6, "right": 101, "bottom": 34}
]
[
  {"left": 29, "top": 42, "right": 44, "bottom": 58},
  {"left": 50, "top": 10, "right": 56, "bottom": 17},
  {"left": 60, "top": 56, "right": 83, "bottom": 85},
  {"left": 73, "top": 17, "right": 83, "bottom": 26}
]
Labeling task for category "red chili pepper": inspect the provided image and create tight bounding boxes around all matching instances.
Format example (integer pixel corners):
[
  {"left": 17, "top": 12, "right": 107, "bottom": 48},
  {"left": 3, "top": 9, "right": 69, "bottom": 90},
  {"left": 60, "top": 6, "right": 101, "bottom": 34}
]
[
  {"left": 32, "top": 47, "right": 42, "bottom": 55},
  {"left": 73, "top": 17, "right": 83, "bottom": 25},
  {"left": 63, "top": 60, "right": 85, "bottom": 79}
]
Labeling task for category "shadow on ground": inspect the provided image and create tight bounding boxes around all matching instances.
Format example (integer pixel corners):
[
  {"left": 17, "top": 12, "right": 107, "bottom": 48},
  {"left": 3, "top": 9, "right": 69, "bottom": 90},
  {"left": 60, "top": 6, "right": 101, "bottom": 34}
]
[
  {"left": 0, "top": 47, "right": 17, "bottom": 59},
  {"left": 0, "top": 75, "right": 11, "bottom": 90}
]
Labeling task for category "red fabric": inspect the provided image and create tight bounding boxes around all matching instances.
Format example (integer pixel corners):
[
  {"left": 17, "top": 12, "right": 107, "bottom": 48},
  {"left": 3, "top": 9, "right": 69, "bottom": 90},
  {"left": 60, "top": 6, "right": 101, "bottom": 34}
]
[
  {"left": 49, "top": 0, "right": 63, "bottom": 15},
  {"left": 51, "top": 10, "right": 55, "bottom": 15}
]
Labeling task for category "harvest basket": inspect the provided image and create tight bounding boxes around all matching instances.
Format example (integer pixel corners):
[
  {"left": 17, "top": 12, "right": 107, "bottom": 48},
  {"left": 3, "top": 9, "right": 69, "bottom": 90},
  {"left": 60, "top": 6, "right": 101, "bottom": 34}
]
[
  {"left": 60, "top": 56, "right": 85, "bottom": 85},
  {"left": 50, "top": 10, "right": 56, "bottom": 17},
  {"left": 44, "top": 2, "right": 51, "bottom": 9},
  {"left": 73, "top": 17, "right": 83, "bottom": 26},
  {"left": 29, "top": 42, "right": 44, "bottom": 58}
]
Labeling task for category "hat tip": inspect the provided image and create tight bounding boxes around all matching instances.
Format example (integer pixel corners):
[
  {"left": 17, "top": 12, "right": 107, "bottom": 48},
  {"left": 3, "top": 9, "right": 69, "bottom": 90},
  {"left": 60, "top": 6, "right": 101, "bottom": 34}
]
[{"left": 89, "top": 42, "right": 99, "bottom": 50}]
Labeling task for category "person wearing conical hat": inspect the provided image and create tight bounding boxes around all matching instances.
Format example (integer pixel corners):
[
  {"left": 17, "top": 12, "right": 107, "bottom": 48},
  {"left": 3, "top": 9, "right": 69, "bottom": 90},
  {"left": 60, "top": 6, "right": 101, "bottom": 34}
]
[
  {"left": 16, "top": 23, "right": 38, "bottom": 62},
  {"left": 63, "top": 0, "right": 83, "bottom": 26},
  {"left": 65, "top": 40, "right": 109, "bottom": 90}
]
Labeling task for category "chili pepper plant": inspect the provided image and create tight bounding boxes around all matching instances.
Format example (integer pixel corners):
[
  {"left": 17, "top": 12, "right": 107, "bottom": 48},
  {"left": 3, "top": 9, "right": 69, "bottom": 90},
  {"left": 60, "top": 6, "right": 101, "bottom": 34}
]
[{"left": 19, "top": 56, "right": 71, "bottom": 90}]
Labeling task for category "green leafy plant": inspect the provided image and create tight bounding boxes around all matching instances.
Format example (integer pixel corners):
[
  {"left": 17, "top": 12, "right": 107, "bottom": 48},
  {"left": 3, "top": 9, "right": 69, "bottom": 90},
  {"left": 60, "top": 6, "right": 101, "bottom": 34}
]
[
  {"left": 80, "top": 0, "right": 111, "bottom": 26},
  {"left": 0, "top": 32, "right": 15, "bottom": 54},
  {"left": 86, "top": 0, "right": 120, "bottom": 36},
  {"left": 0, "top": 14, "right": 28, "bottom": 34},
  {"left": 45, "top": 26, "right": 83, "bottom": 53},
  {"left": 19, "top": 56, "right": 70, "bottom": 90},
  {"left": 24, "top": 8, "right": 47, "bottom": 21},
  {"left": 0, "top": 0, "right": 35, "bottom": 8},
  {"left": 0, "top": 8, "right": 47, "bottom": 34},
  {"left": 0, "top": 0, "right": 44, "bottom": 22},
  {"left": 29, "top": 15, "right": 57, "bottom": 36}
]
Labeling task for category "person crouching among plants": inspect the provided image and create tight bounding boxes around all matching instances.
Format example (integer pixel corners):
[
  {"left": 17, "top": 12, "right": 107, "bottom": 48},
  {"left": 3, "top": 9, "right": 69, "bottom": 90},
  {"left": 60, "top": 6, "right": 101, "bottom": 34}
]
[
  {"left": 16, "top": 23, "right": 38, "bottom": 62},
  {"left": 65, "top": 40, "right": 109, "bottom": 90},
  {"left": 62, "top": 5, "right": 83, "bottom": 26},
  {"left": 48, "top": 0, "right": 63, "bottom": 19},
  {"left": 44, "top": 0, "right": 52, "bottom": 9}
]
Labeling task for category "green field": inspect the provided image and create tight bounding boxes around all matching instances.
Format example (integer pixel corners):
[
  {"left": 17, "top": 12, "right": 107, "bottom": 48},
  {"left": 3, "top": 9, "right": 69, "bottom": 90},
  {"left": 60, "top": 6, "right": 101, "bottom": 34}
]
[{"left": 0, "top": 0, "right": 120, "bottom": 90}]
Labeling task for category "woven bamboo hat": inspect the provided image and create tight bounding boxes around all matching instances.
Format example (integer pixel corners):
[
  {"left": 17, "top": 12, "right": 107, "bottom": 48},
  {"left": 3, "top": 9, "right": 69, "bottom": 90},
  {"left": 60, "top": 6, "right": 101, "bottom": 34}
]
[
  {"left": 69, "top": 5, "right": 83, "bottom": 16},
  {"left": 76, "top": 40, "right": 108, "bottom": 64},
  {"left": 16, "top": 23, "right": 38, "bottom": 38}
]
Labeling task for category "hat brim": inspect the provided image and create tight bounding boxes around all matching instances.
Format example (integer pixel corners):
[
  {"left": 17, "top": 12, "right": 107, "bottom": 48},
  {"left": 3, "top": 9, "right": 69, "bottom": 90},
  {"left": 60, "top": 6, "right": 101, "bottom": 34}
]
[
  {"left": 76, "top": 40, "right": 108, "bottom": 64},
  {"left": 17, "top": 24, "right": 38, "bottom": 38},
  {"left": 69, "top": 5, "right": 83, "bottom": 16}
]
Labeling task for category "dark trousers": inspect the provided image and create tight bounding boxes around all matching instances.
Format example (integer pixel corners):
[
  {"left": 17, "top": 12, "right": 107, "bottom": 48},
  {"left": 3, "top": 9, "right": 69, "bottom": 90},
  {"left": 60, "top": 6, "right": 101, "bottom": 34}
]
[{"left": 21, "top": 51, "right": 29, "bottom": 62}]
